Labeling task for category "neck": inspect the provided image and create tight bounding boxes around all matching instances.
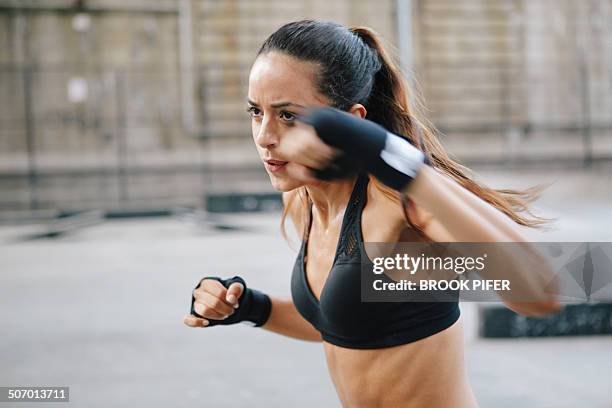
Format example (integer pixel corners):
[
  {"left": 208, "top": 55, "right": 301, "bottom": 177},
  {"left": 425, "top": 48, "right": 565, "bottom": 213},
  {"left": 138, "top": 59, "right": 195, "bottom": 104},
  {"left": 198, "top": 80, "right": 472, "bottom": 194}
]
[{"left": 305, "top": 175, "right": 359, "bottom": 228}]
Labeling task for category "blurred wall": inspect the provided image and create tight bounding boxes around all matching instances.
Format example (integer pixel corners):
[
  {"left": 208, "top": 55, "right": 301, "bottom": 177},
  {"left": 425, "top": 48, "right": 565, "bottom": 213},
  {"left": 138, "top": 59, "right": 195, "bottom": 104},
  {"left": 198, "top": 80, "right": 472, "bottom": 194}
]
[
  {"left": 0, "top": 0, "right": 611, "bottom": 215},
  {"left": 416, "top": 0, "right": 612, "bottom": 162},
  {"left": 0, "top": 0, "right": 199, "bottom": 212},
  {"left": 0, "top": 0, "right": 186, "bottom": 159}
]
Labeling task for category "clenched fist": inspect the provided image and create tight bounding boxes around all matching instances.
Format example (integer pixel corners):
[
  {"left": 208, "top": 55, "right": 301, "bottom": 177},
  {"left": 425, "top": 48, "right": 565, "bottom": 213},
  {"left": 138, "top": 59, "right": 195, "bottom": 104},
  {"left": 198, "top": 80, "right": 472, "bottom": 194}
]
[{"left": 183, "top": 276, "right": 272, "bottom": 328}]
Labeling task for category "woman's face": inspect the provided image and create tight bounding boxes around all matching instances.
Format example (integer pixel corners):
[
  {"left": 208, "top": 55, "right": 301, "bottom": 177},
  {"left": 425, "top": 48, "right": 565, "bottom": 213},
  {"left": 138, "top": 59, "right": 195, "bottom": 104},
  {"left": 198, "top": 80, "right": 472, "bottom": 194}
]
[{"left": 247, "top": 51, "right": 330, "bottom": 191}]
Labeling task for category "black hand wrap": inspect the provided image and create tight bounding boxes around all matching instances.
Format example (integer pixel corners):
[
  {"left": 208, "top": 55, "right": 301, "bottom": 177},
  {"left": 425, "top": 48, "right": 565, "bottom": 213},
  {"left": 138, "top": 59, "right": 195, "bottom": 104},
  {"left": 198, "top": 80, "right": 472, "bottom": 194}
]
[
  {"left": 190, "top": 276, "right": 272, "bottom": 327},
  {"left": 299, "top": 107, "right": 428, "bottom": 191}
]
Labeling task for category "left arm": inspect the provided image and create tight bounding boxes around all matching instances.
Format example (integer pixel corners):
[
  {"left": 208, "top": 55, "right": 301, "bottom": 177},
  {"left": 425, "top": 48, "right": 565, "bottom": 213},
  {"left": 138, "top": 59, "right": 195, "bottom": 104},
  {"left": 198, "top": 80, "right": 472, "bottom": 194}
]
[
  {"left": 404, "top": 165, "right": 562, "bottom": 316},
  {"left": 406, "top": 165, "right": 529, "bottom": 243}
]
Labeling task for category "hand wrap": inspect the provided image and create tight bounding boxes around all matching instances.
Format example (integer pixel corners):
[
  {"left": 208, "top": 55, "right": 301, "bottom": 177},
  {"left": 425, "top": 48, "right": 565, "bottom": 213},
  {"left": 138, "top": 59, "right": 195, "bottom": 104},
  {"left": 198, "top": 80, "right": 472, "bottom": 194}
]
[
  {"left": 299, "top": 107, "right": 428, "bottom": 191},
  {"left": 190, "top": 276, "right": 272, "bottom": 327}
]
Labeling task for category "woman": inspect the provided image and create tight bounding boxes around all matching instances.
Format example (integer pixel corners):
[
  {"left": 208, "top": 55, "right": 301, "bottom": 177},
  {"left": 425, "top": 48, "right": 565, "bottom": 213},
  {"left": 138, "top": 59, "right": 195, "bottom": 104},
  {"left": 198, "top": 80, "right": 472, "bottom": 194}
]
[{"left": 183, "top": 20, "right": 561, "bottom": 407}]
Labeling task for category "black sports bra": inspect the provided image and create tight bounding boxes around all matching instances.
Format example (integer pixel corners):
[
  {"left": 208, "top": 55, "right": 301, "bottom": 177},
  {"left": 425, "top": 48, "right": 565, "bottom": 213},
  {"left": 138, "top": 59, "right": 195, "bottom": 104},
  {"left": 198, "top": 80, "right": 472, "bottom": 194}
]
[{"left": 290, "top": 172, "right": 460, "bottom": 349}]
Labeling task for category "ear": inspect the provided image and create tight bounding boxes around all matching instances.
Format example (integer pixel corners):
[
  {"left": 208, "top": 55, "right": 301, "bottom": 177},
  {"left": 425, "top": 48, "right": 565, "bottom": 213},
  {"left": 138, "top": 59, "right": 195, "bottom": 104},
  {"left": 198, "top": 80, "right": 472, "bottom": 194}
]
[{"left": 348, "top": 103, "right": 367, "bottom": 119}]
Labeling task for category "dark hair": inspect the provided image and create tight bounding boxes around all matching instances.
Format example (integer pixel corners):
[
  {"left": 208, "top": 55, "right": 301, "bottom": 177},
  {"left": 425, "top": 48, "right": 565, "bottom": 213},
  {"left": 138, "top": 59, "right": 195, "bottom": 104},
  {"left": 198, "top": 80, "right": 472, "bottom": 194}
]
[
  {"left": 257, "top": 20, "right": 400, "bottom": 133},
  {"left": 256, "top": 20, "right": 553, "bottom": 243}
]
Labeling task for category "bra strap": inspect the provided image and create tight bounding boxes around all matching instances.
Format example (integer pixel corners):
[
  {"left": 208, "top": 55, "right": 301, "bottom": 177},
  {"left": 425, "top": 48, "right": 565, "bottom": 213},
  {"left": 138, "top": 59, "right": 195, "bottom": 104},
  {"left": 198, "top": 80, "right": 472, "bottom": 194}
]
[{"left": 337, "top": 172, "right": 369, "bottom": 255}]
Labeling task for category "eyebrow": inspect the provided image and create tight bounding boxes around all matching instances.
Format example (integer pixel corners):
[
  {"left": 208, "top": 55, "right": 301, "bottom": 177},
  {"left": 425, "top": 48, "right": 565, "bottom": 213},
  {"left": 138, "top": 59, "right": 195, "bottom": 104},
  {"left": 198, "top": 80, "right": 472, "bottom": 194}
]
[{"left": 247, "top": 99, "right": 306, "bottom": 109}]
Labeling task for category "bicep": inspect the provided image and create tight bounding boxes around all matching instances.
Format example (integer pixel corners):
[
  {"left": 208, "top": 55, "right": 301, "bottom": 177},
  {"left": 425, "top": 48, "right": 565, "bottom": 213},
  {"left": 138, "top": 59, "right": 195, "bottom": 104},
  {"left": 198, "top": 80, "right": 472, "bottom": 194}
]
[
  {"left": 368, "top": 178, "right": 455, "bottom": 243},
  {"left": 404, "top": 200, "right": 457, "bottom": 242}
]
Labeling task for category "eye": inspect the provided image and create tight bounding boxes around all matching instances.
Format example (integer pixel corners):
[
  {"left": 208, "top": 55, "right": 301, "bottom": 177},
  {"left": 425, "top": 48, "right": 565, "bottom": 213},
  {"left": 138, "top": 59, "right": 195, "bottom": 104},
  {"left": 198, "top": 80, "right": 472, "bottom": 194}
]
[
  {"left": 246, "top": 106, "right": 262, "bottom": 119},
  {"left": 280, "top": 110, "right": 296, "bottom": 122}
]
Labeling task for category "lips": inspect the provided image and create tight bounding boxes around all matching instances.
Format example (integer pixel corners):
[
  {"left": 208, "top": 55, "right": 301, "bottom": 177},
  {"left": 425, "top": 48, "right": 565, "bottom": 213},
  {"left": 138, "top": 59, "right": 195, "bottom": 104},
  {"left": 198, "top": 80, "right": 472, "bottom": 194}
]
[
  {"left": 265, "top": 159, "right": 289, "bottom": 166},
  {"left": 264, "top": 158, "right": 289, "bottom": 173}
]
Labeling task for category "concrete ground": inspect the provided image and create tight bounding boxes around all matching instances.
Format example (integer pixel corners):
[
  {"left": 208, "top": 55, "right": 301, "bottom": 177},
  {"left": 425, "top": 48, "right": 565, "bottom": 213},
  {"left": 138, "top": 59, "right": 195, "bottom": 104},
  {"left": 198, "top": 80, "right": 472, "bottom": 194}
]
[{"left": 1, "top": 167, "right": 611, "bottom": 407}]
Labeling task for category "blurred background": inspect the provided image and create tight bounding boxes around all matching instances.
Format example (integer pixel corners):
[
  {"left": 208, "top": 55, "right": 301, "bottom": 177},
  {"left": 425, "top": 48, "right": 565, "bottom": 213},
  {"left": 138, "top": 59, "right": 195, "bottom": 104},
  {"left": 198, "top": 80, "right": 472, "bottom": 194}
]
[{"left": 1, "top": 0, "right": 611, "bottom": 407}]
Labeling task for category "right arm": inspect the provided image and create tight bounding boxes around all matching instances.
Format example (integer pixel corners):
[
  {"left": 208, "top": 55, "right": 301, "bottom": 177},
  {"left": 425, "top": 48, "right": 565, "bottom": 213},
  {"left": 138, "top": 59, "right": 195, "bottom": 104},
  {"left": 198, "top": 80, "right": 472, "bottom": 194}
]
[
  {"left": 184, "top": 191, "right": 322, "bottom": 343},
  {"left": 261, "top": 296, "right": 322, "bottom": 342}
]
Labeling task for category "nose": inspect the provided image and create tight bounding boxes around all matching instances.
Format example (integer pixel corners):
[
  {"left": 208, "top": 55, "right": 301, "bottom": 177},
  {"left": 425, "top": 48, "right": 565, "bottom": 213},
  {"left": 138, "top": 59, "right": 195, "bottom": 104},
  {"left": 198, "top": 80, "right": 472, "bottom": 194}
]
[{"left": 254, "top": 116, "right": 279, "bottom": 149}]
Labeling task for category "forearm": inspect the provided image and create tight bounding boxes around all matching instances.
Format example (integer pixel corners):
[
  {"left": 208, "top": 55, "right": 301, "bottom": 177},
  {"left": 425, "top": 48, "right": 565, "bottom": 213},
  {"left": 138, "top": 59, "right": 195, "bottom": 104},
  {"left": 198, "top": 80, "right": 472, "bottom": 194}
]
[
  {"left": 261, "top": 297, "right": 322, "bottom": 342},
  {"left": 405, "top": 165, "right": 525, "bottom": 242}
]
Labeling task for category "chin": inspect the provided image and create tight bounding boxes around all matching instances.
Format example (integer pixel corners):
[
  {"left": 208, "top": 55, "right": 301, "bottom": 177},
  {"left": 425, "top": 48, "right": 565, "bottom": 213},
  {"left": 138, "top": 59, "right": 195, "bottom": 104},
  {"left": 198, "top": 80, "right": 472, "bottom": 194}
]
[{"left": 267, "top": 173, "right": 303, "bottom": 192}]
